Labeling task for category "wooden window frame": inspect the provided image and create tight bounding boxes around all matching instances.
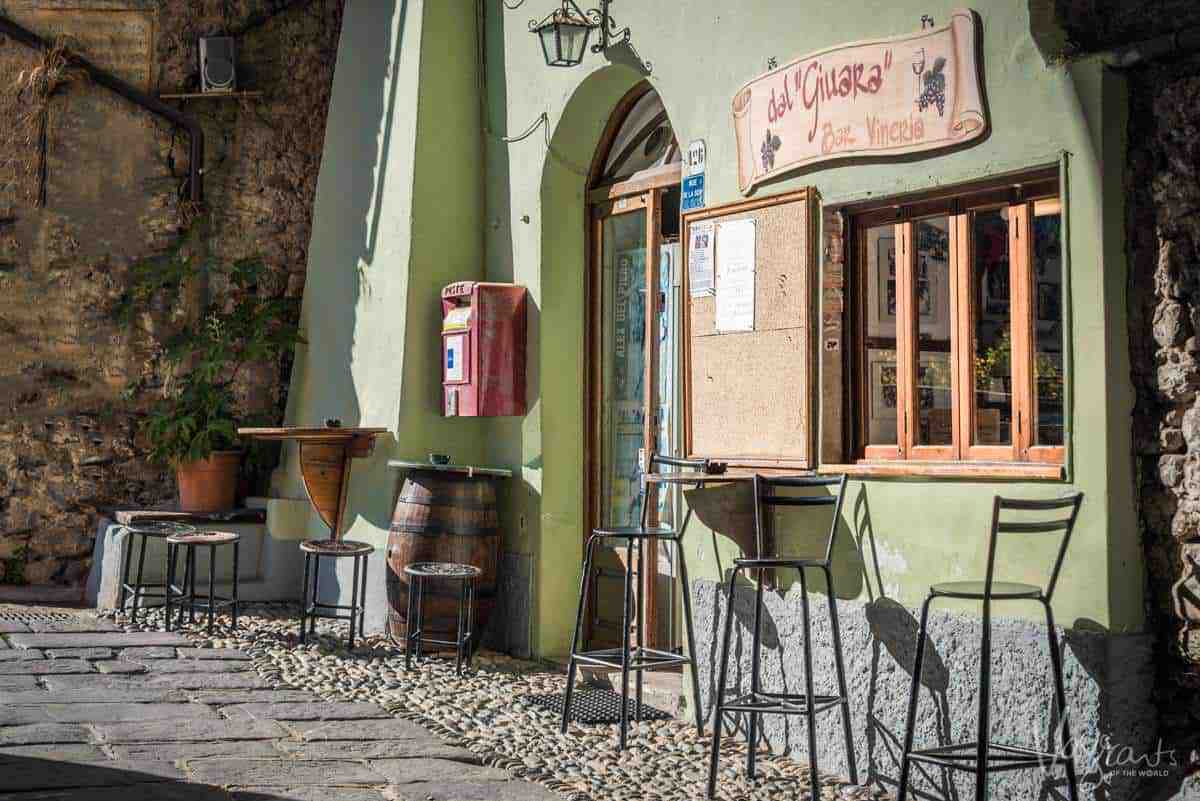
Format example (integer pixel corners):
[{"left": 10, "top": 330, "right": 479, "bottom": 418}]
[{"left": 846, "top": 173, "right": 1065, "bottom": 473}]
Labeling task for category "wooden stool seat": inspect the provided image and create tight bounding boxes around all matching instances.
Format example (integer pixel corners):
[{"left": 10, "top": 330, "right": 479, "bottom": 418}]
[
  {"left": 299, "top": 538, "right": 373, "bottom": 556},
  {"left": 166, "top": 530, "right": 240, "bottom": 546}
]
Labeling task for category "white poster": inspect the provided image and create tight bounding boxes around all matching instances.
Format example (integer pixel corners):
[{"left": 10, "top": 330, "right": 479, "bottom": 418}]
[
  {"left": 688, "top": 221, "right": 715, "bottom": 297},
  {"left": 715, "top": 218, "right": 756, "bottom": 332}
]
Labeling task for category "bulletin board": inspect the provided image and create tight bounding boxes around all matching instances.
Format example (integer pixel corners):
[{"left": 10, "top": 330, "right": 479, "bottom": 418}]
[{"left": 682, "top": 188, "right": 819, "bottom": 468}]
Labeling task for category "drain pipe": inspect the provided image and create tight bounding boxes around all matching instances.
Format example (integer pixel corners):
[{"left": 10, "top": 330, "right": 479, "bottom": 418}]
[
  {"left": 0, "top": 15, "right": 204, "bottom": 204},
  {"left": 1108, "top": 25, "right": 1200, "bottom": 70}
]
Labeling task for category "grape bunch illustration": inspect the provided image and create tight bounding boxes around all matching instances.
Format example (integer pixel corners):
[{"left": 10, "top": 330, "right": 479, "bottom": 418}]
[
  {"left": 917, "top": 56, "right": 947, "bottom": 117},
  {"left": 761, "top": 129, "right": 782, "bottom": 171}
]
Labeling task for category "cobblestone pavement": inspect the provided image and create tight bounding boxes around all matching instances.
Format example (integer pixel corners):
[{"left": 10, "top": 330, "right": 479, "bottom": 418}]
[
  {"left": 0, "top": 608, "right": 561, "bottom": 801},
  {"left": 102, "top": 604, "right": 887, "bottom": 801}
]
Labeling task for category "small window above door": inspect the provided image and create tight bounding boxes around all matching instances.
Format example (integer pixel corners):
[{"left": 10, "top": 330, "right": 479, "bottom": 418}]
[{"left": 598, "top": 89, "right": 680, "bottom": 185}]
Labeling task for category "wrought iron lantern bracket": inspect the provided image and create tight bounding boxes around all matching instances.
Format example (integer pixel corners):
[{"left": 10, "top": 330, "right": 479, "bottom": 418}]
[{"left": 528, "top": 0, "right": 633, "bottom": 66}]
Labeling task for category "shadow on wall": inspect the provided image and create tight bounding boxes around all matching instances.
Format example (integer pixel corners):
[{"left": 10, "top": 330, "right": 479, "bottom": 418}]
[
  {"left": 693, "top": 483, "right": 1153, "bottom": 800},
  {"left": 281, "top": 0, "right": 409, "bottom": 597}
]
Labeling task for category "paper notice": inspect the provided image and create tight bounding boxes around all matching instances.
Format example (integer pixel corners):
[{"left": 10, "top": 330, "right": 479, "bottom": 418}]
[
  {"left": 715, "top": 219, "right": 756, "bottom": 332},
  {"left": 688, "top": 221, "right": 715, "bottom": 297}
]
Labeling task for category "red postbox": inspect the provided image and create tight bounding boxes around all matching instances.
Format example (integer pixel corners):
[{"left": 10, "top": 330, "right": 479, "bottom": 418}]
[{"left": 441, "top": 281, "right": 527, "bottom": 417}]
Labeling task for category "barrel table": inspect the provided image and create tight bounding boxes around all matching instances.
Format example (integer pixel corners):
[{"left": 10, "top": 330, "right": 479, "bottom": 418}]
[{"left": 386, "top": 460, "right": 512, "bottom": 649}]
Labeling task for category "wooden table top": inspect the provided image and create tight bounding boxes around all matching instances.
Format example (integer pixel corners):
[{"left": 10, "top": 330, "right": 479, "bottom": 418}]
[{"left": 238, "top": 426, "right": 388, "bottom": 442}]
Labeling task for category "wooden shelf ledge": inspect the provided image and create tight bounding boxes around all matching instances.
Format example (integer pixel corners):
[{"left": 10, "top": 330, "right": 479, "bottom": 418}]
[{"left": 818, "top": 461, "right": 1065, "bottom": 481}]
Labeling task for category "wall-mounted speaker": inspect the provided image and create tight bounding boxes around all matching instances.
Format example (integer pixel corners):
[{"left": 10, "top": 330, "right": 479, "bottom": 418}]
[{"left": 200, "top": 37, "right": 236, "bottom": 93}]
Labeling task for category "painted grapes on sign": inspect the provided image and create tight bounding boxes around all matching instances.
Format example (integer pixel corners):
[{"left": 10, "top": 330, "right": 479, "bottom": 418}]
[{"left": 732, "top": 8, "right": 988, "bottom": 193}]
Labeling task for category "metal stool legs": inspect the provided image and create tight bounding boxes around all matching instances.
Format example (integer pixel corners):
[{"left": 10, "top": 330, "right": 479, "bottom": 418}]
[
  {"left": 299, "top": 552, "right": 369, "bottom": 648},
  {"left": 166, "top": 541, "right": 239, "bottom": 635},
  {"left": 403, "top": 571, "right": 475, "bottom": 676},
  {"left": 896, "top": 595, "right": 1080, "bottom": 801},
  {"left": 561, "top": 534, "right": 598, "bottom": 734},
  {"left": 707, "top": 564, "right": 856, "bottom": 801},
  {"left": 561, "top": 532, "right": 705, "bottom": 749}
]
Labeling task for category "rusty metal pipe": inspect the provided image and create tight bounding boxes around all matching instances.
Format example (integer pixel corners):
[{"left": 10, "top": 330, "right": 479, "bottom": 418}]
[{"left": 0, "top": 14, "right": 204, "bottom": 203}]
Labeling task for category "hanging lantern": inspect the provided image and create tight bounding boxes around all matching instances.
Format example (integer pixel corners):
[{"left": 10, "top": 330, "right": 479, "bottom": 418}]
[{"left": 530, "top": 1, "right": 596, "bottom": 67}]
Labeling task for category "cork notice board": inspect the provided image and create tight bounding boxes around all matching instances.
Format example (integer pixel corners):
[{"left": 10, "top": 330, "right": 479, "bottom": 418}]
[{"left": 682, "top": 188, "right": 819, "bottom": 468}]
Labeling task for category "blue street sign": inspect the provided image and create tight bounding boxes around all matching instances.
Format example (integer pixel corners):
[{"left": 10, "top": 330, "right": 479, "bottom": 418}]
[{"left": 681, "top": 173, "right": 705, "bottom": 212}]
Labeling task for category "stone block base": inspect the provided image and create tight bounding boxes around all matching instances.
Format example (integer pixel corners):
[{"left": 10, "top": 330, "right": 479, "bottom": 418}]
[{"left": 691, "top": 579, "right": 1159, "bottom": 800}]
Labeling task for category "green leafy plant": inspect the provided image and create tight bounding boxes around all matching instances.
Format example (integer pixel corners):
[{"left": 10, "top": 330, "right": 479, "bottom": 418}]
[{"left": 140, "top": 255, "right": 302, "bottom": 466}]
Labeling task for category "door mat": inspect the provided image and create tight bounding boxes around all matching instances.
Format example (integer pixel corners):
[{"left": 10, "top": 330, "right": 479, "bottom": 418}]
[{"left": 527, "top": 689, "right": 673, "bottom": 724}]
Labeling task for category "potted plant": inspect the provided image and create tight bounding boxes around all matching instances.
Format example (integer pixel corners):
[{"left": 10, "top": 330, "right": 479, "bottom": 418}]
[{"left": 140, "top": 256, "right": 302, "bottom": 513}]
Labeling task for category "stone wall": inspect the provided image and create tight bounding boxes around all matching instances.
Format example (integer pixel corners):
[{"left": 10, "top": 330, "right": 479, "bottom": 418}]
[
  {"left": 1126, "top": 52, "right": 1200, "bottom": 769},
  {"left": 0, "top": 0, "right": 343, "bottom": 588},
  {"left": 692, "top": 579, "right": 1157, "bottom": 801}
]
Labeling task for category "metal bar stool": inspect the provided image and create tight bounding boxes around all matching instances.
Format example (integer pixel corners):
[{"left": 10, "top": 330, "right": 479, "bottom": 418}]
[
  {"left": 298, "top": 539, "right": 372, "bottom": 648},
  {"left": 403, "top": 561, "right": 482, "bottom": 676},
  {"left": 561, "top": 454, "right": 708, "bottom": 750},
  {"left": 118, "top": 521, "right": 197, "bottom": 624},
  {"left": 897, "top": 493, "right": 1084, "bottom": 801},
  {"left": 165, "top": 530, "right": 240, "bottom": 634},
  {"left": 708, "top": 474, "right": 857, "bottom": 800}
]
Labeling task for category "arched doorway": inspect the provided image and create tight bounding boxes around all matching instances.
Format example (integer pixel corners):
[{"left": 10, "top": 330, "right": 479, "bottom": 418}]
[{"left": 584, "top": 84, "right": 682, "bottom": 651}]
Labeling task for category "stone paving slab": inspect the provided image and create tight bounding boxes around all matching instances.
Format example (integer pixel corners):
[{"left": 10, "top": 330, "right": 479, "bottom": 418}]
[
  {"left": 126, "top": 658, "right": 254, "bottom": 673},
  {"left": 0, "top": 621, "right": 30, "bottom": 633},
  {"left": 229, "top": 789, "right": 386, "bottom": 801},
  {"left": 6, "top": 632, "right": 190, "bottom": 649},
  {"left": 0, "top": 648, "right": 43, "bottom": 661},
  {"left": 177, "top": 647, "right": 251, "bottom": 660},
  {"left": 275, "top": 739, "right": 479, "bottom": 762},
  {"left": 369, "top": 758, "right": 510, "bottom": 785},
  {"left": 188, "top": 760, "right": 388, "bottom": 787},
  {"left": 0, "top": 723, "right": 91, "bottom": 746},
  {"left": 0, "top": 758, "right": 185, "bottom": 791},
  {"left": 0, "top": 688, "right": 176, "bottom": 705},
  {"left": 109, "top": 741, "right": 283, "bottom": 762},
  {"left": 25, "top": 618, "right": 121, "bottom": 633},
  {"left": 387, "top": 782, "right": 565, "bottom": 801},
  {"left": 0, "top": 675, "right": 40, "bottom": 689},
  {"left": 45, "top": 671, "right": 271, "bottom": 690},
  {"left": 0, "top": 659, "right": 93, "bottom": 675},
  {"left": 221, "top": 703, "right": 391, "bottom": 722},
  {"left": 43, "top": 648, "right": 115, "bottom": 660},
  {"left": 3, "top": 784, "right": 234, "bottom": 801},
  {"left": 94, "top": 718, "right": 288, "bottom": 744},
  {"left": 0, "top": 743, "right": 110, "bottom": 761},
  {"left": 0, "top": 702, "right": 218, "bottom": 726},
  {"left": 182, "top": 690, "right": 317, "bottom": 705},
  {"left": 122, "top": 646, "right": 179, "bottom": 660},
  {"left": 281, "top": 718, "right": 448, "bottom": 742},
  {"left": 96, "top": 660, "right": 149, "bottom": 674}
]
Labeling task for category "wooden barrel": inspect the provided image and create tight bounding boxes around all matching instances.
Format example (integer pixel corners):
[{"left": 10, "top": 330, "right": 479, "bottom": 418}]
[{"left": 386, "top": 471, "right": 499, "bottom": 648}]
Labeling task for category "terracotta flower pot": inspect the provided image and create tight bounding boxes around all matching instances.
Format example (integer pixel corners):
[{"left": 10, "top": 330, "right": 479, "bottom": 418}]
[{"left": 176, "top": 451, "right": 241, "bottom": 513}]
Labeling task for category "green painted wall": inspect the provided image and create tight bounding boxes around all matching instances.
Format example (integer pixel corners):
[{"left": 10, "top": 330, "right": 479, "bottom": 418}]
[
  {"left": 480, "top": 0, "right": 1144, "bottom": 660},
  {"left": 279, "top": 0, "right": 487, "bottom": 550},
  {"left": 283, "top": 0, "right": 1142, "bottom": 659}
]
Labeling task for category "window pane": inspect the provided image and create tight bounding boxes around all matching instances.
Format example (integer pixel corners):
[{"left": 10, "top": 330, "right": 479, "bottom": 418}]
[
  {"left": 915, "top": 217, "right": 952, "bottom": 446},
  {"left": 1033, "top": 200, "right": 1064, "bottom": 446},
  {"left": 865, "top": 224, "right": 897, "bottom": 447},
  {"left": 972, "top": 208, "right": 1013, "bottom": 446},
  {"left": 600, "top": 211, "right": 647, "bottom": 527}
]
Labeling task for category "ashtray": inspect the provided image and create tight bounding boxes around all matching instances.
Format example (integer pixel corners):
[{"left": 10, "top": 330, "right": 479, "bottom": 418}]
[{"left": 429, "top": 453, "right": 451, "bottom": 466}]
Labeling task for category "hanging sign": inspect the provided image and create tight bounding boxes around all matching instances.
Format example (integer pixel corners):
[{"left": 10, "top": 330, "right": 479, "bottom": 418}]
[{"left": 732, "top": 9, "right": 987, "bottom": 194}]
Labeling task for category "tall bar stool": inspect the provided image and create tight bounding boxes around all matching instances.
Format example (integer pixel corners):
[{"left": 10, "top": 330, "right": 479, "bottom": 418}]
[
  {"left": 298, "top": 539, "right": 372, "bottom": 648},
  {"left": 165, "top": 529, "right": 241, "bottom": 634},
  {"left": 708, "top": 474, "right": 857, "bottom": 801},
  {"left": 897, "top": 493, "right": 1084, "bottom": 801},
  {"left": 118, "top": 521, "right": 197, "bottom": 624},
  {"left": 561, "top": 454, "right": 709, "bottom": 750}
]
